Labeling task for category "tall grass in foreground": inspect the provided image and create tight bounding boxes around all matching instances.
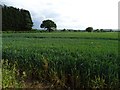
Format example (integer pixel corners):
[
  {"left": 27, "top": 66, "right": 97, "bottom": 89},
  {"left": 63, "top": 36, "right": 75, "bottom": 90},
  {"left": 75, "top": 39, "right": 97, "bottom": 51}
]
[{"left": 2, "top": 32, "right": 119, "bottom": 89}]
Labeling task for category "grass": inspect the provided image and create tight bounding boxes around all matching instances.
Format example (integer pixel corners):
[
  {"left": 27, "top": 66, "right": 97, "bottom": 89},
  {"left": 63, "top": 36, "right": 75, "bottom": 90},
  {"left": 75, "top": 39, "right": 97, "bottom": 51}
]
[{"left": 2, "top": 31, "right": 119, "bottom": 89}]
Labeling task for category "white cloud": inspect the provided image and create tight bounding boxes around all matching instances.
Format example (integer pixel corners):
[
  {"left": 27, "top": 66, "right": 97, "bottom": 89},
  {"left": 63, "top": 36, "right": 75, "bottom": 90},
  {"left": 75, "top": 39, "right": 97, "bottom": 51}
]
[{"left": 0, "top": 0, "right": 119, "bottom": 29}]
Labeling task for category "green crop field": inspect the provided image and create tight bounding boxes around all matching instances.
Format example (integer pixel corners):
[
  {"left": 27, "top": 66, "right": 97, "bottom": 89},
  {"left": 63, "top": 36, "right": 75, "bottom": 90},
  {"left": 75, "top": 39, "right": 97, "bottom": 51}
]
[{"left": 2, "top": 31, "right": 120, "bottom": 89}]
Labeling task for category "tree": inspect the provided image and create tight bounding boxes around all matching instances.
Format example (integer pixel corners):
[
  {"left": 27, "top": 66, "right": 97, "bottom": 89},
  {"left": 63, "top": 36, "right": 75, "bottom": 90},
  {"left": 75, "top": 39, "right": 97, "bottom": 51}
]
[
  {"left": 20, "top": 9, "right": 33, "bottom": 30},
  {"left": 40, "top": 20, "right": 57, "bottom": 32},
  {"left": 86, "top": 27, "right": 93, "bottom": 32},
  {"left": 2, "top": 5, "right": 33, "bottom": 31}
]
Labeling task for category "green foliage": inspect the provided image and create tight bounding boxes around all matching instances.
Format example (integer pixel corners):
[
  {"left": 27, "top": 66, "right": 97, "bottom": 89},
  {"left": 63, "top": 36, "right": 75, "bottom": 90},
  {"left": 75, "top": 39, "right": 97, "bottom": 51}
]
[
  {"left": 40, "top": 20, "right": 57, "bottom": 32},
  {"left": 2, "top": 32, "right": 119, "bottom": 89},
  {"left": 2, "top": 60, "right": 22, "bottom": 88},
  {"left": 2, "top": 5, "right": 33, "bottom": 31},
  {"left": 86, "top": 27, "right": 93, "bottom": 32}
]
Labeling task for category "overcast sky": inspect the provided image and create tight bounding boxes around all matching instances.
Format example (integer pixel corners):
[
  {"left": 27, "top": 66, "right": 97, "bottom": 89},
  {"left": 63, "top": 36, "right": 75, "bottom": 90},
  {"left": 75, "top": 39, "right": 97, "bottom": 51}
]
[{"left": 0, "top": 0, "right": 119, "bottom": 30}]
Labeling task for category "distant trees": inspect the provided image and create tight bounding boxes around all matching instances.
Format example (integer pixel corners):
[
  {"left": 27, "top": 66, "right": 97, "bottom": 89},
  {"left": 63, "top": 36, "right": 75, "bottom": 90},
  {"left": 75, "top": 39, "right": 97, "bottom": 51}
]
[
  {"left": 2, "top": 5, "right": 33, "bottom": 31},
  {"left": 40, "top": 20, "right": 57, "bottom": 32},
  {"left": 86, "top": 27, "right": 93, "bottom": 32}
]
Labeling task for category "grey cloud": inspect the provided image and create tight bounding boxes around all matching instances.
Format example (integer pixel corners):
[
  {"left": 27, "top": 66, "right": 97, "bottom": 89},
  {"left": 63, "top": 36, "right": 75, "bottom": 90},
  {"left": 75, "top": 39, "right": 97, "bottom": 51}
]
[
  {"left": 0, "top": 0, "right": 118, "bottom": 29},
  {"left": 42, "top": 12, "right": 60, "bottom": 19},
  {"left": 31, "top": 9, "right": 61, "bottom": 29}
]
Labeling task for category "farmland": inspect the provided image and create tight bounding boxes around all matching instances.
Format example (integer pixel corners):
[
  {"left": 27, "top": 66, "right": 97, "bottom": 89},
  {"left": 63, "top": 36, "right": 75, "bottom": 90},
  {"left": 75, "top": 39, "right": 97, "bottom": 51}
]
[{"left": 2, "top": 31, "right": 120, "bottom": 89}]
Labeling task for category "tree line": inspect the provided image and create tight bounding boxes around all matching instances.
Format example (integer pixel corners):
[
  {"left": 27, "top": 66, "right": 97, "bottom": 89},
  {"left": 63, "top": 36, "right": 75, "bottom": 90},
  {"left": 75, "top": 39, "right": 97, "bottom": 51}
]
[
  {"left": 2, "top": 5, "right": 33, "bottom": 31},
  {"left": 1, "top": 5, "right": 116, "bottom": 32}
]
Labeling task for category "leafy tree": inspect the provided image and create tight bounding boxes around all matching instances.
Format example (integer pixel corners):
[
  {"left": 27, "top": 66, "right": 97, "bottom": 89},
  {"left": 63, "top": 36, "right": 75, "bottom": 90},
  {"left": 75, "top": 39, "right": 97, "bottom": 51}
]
[
  {"left": 20, "top": 9, "right": 33, "bottom": 30},
  {"left": 100, "top": 29, "right": 103, "bottom": 32},
  {"left": 2, "top": 5, "right": 33, "bottom": 31},
  {"left": 40, "top": 20, "right": 57, "bottom": 32},
  {"left": 86, "top": 27, "right": 93, "bottom": 32}
]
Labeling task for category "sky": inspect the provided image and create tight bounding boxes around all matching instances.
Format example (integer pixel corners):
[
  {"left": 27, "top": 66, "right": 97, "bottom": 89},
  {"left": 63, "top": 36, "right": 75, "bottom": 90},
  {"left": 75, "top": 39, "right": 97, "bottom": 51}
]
[{"left": 0, "top": 0, "right": 119, "bottom": 30}]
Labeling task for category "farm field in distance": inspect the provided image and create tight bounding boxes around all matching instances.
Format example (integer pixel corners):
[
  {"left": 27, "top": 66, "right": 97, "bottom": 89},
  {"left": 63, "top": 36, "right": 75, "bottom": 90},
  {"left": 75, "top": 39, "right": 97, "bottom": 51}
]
[{"left": 2, "top": 31, "right": 120, "bottom": 89}]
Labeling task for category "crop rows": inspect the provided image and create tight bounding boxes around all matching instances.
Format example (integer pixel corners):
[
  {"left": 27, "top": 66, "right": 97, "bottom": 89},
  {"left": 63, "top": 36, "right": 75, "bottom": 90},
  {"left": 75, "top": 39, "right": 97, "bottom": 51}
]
[{"left": 2, "top": 32, "right": 119, "bottom": 89}]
